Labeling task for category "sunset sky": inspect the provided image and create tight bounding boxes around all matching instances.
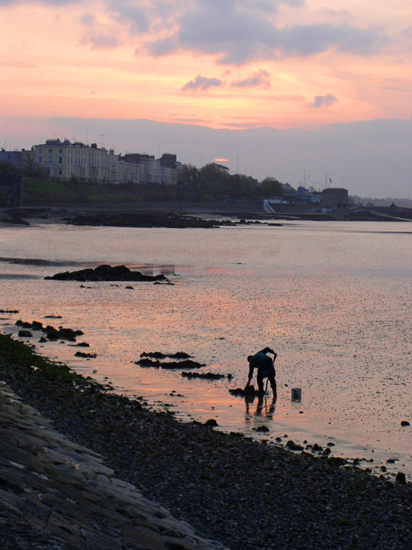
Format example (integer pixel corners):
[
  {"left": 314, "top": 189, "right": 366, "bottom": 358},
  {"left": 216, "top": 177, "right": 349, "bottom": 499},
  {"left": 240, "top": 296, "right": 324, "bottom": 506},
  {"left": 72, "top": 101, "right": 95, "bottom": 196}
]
[{"left": 1, "top": 0, "right": 411, "bottom": 197}]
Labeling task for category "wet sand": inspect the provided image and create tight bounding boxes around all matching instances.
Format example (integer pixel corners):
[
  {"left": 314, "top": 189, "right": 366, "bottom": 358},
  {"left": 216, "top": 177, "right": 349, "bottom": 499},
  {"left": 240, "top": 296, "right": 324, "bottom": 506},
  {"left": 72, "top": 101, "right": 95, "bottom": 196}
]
[{"left": 0, "top": 333, "right": 411, "bottom": 550}]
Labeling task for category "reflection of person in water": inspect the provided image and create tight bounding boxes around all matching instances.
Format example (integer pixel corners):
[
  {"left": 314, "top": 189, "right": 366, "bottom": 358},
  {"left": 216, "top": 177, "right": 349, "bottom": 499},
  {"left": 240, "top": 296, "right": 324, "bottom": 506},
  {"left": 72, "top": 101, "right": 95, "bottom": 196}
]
[
  {"left": 255, "top": 395, "right": 277, "bottom": 417},
  {"left": 245, "top": 347, "right": 277, "bottom": 397},
  {"left": 245, "top": 394, "right": 277, "bottom": 417}
]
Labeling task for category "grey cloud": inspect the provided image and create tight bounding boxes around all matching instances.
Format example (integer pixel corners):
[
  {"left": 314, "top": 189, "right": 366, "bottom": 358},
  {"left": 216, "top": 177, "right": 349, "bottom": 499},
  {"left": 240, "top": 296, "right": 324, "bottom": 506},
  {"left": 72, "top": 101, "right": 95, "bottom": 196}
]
[
  {"left": 0, "top": 0, "right": 78, "bottom": 5},
  {"left": 146, "top": 35, "right": 179, "bottom": 57},
  {"left": 109, "top": 1, "right": 149, "bottom": 35},
  {"left": 231, "top": 69, "right": 271, "bottom": 88},
  {"left": 146, "top": 3, "right": 388, "bottom": 65},
  {"left": 182, "top": 76, "right": 223, "bottom": 91},
  {"left": 80, "top": 14, "right": 95, "bottom": 27},
  {"left": 81, "top": 34, "right": 120, "bottom": 50},
  {"left": 308, "top": 94, "right": 339, "bottom": 108}
]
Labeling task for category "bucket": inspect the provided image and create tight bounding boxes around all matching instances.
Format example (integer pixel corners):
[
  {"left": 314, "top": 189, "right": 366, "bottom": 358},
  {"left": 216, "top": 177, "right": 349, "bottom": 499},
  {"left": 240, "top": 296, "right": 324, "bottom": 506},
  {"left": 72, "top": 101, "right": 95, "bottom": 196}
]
[{"left": 291, "top": 388, "right": 302, "bottom": 401}]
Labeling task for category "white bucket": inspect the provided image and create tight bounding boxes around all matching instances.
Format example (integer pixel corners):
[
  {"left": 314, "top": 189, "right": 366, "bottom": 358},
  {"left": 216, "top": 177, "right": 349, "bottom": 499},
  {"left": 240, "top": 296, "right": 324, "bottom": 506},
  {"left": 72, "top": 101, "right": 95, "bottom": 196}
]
[{"left": 291, "top": 388, "right": 302, "bottom": 401}]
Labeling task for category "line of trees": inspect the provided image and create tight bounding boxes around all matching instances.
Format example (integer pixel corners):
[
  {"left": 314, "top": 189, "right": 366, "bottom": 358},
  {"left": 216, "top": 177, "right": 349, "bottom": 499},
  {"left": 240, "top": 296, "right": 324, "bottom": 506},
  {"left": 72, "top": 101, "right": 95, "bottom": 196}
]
[
  {"left": 177, "top": 163, "right": 293, "bottom": 202},
  {"left": 1, "top": 156, "right": 296, "bottom": 204}
]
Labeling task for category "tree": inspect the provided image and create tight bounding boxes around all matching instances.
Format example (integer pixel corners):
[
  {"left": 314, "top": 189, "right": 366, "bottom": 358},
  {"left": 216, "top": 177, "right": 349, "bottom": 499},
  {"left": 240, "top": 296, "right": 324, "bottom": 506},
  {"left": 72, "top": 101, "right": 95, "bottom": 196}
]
[
  {"left": 259, "top": 177, "right": 283, "bottom": 198},
  {"left": 199, "top": 163, "right": 230, "bottom": 186},
  {"left": 21, "top": 150, "right": 49, "bottom": 179}
]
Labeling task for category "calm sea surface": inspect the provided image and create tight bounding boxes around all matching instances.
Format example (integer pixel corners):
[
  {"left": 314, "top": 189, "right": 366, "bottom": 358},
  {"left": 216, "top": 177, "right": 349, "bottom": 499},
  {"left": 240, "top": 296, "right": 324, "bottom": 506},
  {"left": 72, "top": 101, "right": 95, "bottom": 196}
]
[{"left": 1, "top": 220, "right": 411, "bottom": 479}]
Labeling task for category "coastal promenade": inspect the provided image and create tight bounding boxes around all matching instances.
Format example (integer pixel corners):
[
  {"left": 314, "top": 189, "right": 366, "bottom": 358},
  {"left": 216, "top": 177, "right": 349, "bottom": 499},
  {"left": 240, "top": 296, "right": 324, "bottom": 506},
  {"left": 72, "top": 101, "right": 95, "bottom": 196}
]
[{"left": 0, "top": 333, "right": 411, "bottom": 550}]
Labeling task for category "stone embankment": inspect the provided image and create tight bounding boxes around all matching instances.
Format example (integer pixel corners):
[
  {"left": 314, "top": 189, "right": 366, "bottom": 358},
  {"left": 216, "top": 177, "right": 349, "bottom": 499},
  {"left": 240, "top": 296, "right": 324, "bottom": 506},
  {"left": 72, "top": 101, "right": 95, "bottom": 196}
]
[{"left": 0, "top": 381, "right": 227, "bottom": 550}]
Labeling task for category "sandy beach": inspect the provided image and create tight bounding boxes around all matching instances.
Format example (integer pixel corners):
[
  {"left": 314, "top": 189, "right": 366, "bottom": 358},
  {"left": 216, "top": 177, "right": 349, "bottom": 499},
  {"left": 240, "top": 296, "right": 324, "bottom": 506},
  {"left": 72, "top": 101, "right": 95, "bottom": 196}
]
[{"left": 0, "top": 333, "right": 411, "bottom": 550}]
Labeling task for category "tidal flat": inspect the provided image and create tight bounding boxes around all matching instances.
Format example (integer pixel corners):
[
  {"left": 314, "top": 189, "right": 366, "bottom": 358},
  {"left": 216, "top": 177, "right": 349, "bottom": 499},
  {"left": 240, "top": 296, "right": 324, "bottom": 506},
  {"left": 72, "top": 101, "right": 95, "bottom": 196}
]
[
  {"left": 1, "top": 219, "right": 411, "bottom": 479},
  {"left": 0, "top": 333, "right": 411, "bottom": 550}
]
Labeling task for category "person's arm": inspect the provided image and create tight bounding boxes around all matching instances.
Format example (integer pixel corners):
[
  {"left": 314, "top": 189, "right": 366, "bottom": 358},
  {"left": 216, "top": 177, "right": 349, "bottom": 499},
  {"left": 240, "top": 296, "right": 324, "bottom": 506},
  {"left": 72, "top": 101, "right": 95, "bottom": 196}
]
[
  {"left": 245, "top": 357, "right": 255, "bottom": 388},
  {"left": 245, "top": 364, "right": 253, "bottom": 387},
  {"left": 260, "top": 346, "right": 276, "bottom": 356}
]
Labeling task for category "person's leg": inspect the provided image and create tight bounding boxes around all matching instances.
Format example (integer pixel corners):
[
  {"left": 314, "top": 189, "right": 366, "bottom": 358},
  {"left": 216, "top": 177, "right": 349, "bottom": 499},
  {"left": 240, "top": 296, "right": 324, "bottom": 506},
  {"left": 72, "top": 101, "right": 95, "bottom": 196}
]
[
  {"left": 257, "top": 369, "right": 264, "bottom": 393},
  {"left": 269, "top": 373, "right": 277, "bottom": 396}
]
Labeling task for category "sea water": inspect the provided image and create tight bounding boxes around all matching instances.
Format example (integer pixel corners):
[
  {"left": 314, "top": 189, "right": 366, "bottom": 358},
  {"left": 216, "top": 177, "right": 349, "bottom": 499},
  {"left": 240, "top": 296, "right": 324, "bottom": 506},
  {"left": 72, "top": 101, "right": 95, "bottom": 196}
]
[{"left": 0, "top": 220, "right": 411, "bottom": 479}]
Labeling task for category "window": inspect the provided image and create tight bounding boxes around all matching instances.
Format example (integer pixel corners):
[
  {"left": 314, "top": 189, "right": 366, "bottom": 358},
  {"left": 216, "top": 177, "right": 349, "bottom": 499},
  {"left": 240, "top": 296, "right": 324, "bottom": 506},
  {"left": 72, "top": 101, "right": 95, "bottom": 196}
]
[
  {"left": 59, "top": 149, "right": 62, "bottom": 153},
  {"left": 39, "top": 157, "right": 42, "bottom": 164},
  {"left": 58, "top": 168, "right": 62, "bottom": 175},
  {"left": 59, "top": 157, "right": 62, "bottom": 164},
  {"left": 49, "top": 149, "right": 52, "bottom": 153}
]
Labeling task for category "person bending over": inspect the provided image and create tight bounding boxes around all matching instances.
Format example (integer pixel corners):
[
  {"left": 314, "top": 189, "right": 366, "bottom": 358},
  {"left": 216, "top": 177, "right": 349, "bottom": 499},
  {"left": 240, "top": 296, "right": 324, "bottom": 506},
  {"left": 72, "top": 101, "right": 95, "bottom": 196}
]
[{"left": 245, "top": 347, "right": 277, "bottom": 396}]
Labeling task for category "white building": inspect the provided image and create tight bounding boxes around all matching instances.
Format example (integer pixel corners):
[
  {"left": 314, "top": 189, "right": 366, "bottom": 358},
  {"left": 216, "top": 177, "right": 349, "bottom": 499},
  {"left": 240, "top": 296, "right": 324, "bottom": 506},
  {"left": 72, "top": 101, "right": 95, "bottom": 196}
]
[{"left": 32, "top": 139, "right": 145, "bottom": 184}]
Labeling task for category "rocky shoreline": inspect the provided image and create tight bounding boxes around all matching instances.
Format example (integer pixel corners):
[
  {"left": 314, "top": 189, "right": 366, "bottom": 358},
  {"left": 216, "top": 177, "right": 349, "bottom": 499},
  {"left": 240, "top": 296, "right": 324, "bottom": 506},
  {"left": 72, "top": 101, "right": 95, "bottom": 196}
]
[{"left": 1, "top": 333, "right": 411, "bottom": 549}]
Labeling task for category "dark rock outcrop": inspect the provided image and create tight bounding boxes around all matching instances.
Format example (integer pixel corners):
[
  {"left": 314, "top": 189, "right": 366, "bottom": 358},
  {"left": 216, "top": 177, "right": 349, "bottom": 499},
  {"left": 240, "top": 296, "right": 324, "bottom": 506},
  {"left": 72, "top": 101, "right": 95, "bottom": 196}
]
[
  {"left": 141, "top": 351, "right": 191, "bottom": 360},
  {"left": 45, "top": 264, "right": 169, "bottom": 283},
  {"left": 136, "top": 358, "right": 205, "bottom": 369},
  {"left": 16, "top": 320, "right": 83, "bottom": 342},
  {"left": 182, "top": 371, "right": 225, "bottom": 380},
  {"left": 64, "top": 212, "right": 236, "bottom": 229}
]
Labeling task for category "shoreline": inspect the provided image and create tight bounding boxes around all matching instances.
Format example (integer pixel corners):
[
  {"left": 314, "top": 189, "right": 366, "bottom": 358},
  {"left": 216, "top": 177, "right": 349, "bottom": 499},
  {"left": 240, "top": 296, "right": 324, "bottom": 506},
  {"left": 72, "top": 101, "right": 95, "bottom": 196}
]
[
  {"left": 2, "top": 204, "right": 412, "bottom": 228},
  {"left": 1, "top": 333, "right": 411, "bottom": 549}
]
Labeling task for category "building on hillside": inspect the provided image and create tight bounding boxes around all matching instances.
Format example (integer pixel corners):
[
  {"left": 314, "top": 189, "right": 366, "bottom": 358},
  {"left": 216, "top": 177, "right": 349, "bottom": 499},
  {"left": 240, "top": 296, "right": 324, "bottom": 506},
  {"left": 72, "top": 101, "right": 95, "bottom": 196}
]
[
  {"left": 29, "top": 140, "right": 181, "bottom": 184},
  {"left": 293, "top": 186, "right": 321, "bottom": 203},
  {"left": 0, "top": 149, "right": 36, "bottom": 172},
  {"left": 108, "top": 150, "right": 145, "bottom": 184},
  {"left": 322, "top": 187, "right": 350, "bottom": 210},
  {"left": 122, "top": 153, "right": 180, "bottom": 185},
  {"left": 31, "top": 140, "right": 145, "bottom": 184},
  {"left": 0, "top": 149, "right": 23, "bottom": 169}
]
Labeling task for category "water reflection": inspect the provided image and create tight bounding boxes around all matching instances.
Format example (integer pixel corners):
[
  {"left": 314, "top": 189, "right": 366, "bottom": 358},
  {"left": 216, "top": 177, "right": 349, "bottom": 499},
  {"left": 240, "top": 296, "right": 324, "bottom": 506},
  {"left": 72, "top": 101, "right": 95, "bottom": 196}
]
[
  {"left": 245, "top": 394, "right": 277, "bottom": 418},
  {"left": 0, "top": 257, "right": 77, "bottom": 267}
]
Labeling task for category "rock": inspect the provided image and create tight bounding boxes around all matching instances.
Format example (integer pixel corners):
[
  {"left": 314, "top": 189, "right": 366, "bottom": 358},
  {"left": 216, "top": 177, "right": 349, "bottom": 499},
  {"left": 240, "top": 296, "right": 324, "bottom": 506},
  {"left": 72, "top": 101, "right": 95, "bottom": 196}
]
[
  {"left": 18, "top": 330, "right": 33, "bottom": 337},
  {"left": 45, "top": 264, "right": 169, "bottom": 283},
  {"left": 64, "top": 212, "right": 234, "bottom": 229},
  {"left": 401, "top": 420, "right": 410, "bottom": 427},
  {"left": 204, "top": 419, "right": 218, "bottom": 427},
  {"left": 75, "top": 352, "right": 97, "bottom": 358},
  {"left": 253, "top": 426, "right": 270, "bottom": 433},
  {"left": 286, "top": 440, "right": 304, "bottom": 451},
  {"left": 141, "top": 351, "right": 191, "bottom": 360},
  {"left": 395, "top": 472, "right": 406, "bottom": 484},
  {"left": 136, "top": 358, "right": 205, "bottom": 369},
  {"left": 15, "top": 320, "right": 32, "bottom": 329},
  {"left": 327, "top": 457, "right": 347, "bottom": 467},
  {"left": 181, "top": 371, "right": 225, "bottom": 380},
  {"left": 43, "top": 325, "right": 83, "bottom": 342}
]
